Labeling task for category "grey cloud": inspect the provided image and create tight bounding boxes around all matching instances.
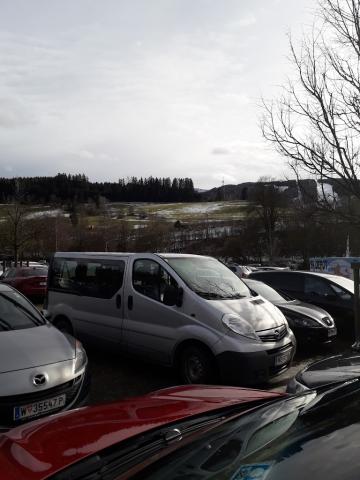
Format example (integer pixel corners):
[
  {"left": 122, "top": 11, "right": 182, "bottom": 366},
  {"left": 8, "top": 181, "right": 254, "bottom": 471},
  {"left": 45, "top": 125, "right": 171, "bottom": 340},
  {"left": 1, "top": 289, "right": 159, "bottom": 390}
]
[{"left": 0, "top": 98, "right": 34, "bottom": 128}]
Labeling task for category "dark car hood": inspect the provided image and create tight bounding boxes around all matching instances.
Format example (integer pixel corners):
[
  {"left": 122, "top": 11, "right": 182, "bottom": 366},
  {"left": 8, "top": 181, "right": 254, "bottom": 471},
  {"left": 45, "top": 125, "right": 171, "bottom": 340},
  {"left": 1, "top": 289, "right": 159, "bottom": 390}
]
[
  {"left": 0, "top": 386, "right": 282, "bottom": 480},
  {"left": 276, "top": 301, "right": 334, "bottom": 326},
  {"left": 0, "top": 324, "right": 75, "bottom": 373},
  {"left": 297, "top": 354, "right": 360, "bottom": 389}
]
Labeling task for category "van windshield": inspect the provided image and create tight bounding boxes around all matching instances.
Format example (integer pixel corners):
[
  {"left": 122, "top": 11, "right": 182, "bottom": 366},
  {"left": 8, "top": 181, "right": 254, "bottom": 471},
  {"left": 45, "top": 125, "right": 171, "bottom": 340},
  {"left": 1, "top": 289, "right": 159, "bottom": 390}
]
[{"left": 165, "top": 257, "right": 251, "bottom": 300}]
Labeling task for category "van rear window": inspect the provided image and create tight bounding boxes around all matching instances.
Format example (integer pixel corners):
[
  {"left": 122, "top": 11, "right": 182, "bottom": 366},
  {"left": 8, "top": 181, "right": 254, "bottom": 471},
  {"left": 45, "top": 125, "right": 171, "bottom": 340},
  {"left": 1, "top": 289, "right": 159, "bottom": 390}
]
[{"left": 49, "top": 258, "right": 125, "bottom": 299}]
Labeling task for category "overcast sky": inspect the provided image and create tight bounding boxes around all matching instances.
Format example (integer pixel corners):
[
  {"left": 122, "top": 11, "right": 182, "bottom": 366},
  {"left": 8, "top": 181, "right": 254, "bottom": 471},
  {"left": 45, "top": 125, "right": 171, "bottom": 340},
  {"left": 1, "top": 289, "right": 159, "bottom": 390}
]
[{"left": 0, "top": 0, "right": 315, "bottom": 189}]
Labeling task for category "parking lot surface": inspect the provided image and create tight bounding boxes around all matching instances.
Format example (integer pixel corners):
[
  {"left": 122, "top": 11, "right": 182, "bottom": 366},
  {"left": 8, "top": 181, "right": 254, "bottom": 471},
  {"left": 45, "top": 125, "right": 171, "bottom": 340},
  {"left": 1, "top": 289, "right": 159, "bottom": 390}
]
[{"left": 87, "top": 338, "right": 351, "bottom": 405}]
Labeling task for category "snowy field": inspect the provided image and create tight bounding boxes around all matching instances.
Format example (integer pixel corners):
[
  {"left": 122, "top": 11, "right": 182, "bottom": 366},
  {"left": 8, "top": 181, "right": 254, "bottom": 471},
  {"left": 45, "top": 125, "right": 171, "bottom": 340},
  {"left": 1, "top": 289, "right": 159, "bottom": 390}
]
[{"left": 0, "top": 200, "right": 249, "bottom": 226}]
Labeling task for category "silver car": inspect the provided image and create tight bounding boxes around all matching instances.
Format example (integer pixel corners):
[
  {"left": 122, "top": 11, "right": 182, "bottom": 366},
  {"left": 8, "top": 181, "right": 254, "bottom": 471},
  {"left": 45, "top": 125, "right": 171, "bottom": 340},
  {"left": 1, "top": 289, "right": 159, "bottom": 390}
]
[{"left": 0, "top": 284, "right": 89, "bottom": 430}]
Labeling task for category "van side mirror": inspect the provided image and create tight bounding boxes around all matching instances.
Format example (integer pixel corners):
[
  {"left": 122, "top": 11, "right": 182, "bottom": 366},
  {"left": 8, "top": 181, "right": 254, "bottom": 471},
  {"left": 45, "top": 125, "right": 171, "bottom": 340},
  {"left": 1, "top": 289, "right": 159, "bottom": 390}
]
[{"left": 163, "top": 285, "right": 183, "bottom": 307}]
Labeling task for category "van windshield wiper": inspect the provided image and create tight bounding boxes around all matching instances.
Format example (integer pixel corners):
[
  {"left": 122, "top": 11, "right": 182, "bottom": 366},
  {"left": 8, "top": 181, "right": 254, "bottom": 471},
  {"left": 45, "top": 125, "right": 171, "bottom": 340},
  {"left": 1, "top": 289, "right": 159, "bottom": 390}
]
[{"left": 195, "top": 292, "right": 246, "bottom": 300}]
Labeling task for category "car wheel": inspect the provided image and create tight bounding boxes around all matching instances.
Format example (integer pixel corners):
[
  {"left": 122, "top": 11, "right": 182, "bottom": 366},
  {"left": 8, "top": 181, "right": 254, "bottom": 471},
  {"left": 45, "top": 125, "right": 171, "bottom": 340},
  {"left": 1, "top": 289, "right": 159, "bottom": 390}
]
[
  {"left": 180, "top": 345, "right": 217, "bottom": 384},
  {"left": 53, "top": 317, "right": 73, "bottom": 335}
]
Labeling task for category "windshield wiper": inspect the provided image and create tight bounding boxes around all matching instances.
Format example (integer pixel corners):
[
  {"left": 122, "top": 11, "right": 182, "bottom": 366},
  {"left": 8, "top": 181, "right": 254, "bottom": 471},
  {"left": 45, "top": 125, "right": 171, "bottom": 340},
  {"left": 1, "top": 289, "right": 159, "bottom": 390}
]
[
  {"left": 52, "top": 415, "right": 226, "bottom": 480},
  {"left": 0, "top": 318, "right": 12, "bottom": 330},
  {"left": 300, "top": 378, "right": 360, "bottom": 415}
]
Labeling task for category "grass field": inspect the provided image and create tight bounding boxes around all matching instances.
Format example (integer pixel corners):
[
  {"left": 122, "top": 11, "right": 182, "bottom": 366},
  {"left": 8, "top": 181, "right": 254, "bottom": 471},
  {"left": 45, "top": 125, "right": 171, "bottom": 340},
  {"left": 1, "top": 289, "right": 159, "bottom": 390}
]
[{"left": 0, "top": 201, "right": 249, "bottom": 225}]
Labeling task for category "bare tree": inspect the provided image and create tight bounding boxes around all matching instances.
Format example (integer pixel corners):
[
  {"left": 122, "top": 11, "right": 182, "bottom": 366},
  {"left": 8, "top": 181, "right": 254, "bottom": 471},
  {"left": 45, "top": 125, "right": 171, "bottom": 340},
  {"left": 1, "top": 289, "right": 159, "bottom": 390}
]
[
  {"left": 2, "top": 197, "right": 37, "bottom": 265},
  {"left": 247, "top": 177, "right": 287, "bottom": 261},
  {"left": 262, "top": 0, "right": 360, "bottom": 220}
]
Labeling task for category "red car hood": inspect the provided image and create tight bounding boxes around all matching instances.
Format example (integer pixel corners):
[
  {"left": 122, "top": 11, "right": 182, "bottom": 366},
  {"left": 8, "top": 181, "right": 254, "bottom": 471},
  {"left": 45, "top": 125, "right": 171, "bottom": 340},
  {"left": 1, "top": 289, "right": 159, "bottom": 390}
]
[{"left": 0, "top": 385, "right": 282, "bottom": 480}]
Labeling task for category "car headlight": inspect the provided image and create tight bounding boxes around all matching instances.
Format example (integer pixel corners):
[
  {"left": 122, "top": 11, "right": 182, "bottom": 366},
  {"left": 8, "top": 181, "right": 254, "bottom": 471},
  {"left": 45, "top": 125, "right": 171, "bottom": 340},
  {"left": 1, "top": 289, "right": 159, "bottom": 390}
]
[
  {"left": 222, "top": 314, "right": 259, "bottom": 340},
  {"left": 75, "top": 340, "right": 87, "bottom": 374},
  {"left": 285, "top": 313, "right": 320, "bottom": 328}
]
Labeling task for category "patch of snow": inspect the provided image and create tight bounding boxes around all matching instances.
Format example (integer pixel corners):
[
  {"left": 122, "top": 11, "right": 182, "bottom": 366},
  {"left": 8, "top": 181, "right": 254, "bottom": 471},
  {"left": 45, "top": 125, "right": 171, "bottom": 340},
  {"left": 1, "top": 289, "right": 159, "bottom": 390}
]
[
  {"left": 26, "top": 209, "right": 64, "bottom": 219},
  {"left": 317, "top": 182, "right": 338, "bottom": 203}
]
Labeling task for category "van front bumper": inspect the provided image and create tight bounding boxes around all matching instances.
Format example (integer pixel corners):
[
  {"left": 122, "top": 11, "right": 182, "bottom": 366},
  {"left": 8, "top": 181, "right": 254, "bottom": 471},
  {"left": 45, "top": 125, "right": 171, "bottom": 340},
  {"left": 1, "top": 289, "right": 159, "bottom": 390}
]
[{"left": 216, "top": 342, "right": 295, "bottom": 386}]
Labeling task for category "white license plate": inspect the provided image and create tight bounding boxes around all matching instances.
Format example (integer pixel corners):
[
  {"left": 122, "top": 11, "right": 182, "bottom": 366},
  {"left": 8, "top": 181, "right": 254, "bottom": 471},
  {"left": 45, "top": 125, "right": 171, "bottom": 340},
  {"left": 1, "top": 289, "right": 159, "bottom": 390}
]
[
  {"left": 328, "top": 327, "right": 337, "bottom": 337},
  {"left": 39, "top": 282, "right": 47, "bottom": 286},
  {"left": 275, "top": 350, "right": 292, "bottom": 367},
  {"left": 14, "top": 394, "right": 66, "bottom": 421}
]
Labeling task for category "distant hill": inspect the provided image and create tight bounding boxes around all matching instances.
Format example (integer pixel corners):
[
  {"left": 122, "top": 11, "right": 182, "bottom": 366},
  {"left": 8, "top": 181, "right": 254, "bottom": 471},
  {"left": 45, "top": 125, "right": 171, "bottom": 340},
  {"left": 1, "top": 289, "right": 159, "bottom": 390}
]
[{"left": 200, "top": 179, "right": 318, "bottom": 202}]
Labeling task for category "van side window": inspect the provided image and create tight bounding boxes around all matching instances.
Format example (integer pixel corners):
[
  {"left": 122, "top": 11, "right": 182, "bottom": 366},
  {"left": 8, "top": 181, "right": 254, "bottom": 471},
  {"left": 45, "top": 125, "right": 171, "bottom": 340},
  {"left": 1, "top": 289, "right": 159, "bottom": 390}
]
[
  {"left": 49, "top": 258, "right": 125, "bottom": 298},
  {"left": 133, "top": 259, "right": 178, "bottom": 303}
]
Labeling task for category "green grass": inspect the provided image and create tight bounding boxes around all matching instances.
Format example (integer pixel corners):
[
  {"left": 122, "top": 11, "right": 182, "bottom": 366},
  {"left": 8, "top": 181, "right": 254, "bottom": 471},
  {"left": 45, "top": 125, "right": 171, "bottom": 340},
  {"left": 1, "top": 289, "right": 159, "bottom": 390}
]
[{"left": 0, "top": 201, "right": 249, "bottom": 225}]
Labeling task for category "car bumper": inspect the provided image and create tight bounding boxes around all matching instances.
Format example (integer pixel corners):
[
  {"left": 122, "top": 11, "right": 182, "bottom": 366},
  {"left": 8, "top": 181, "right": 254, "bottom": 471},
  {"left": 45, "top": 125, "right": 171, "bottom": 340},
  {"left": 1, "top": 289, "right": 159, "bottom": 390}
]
[
  {"left": 216, "top": 343, "right": 295, "bottom": 385},
  {"left": 293, "top": 326, "right": 337, "bottom": 344},
  {"left": 0, "top": 367, "right": 91, "bottom": 431}
]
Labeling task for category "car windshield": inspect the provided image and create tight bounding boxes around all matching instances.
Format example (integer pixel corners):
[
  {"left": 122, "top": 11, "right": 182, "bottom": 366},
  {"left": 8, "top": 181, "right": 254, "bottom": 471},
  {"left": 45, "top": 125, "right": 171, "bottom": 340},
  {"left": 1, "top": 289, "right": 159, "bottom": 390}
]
[
  {"left": 245, "top": 280, "right": 288, "bottom": 303},
  {"left": 0, "top": 291, "right": 45, "bottom": 330},
  {"left": 165, "top": 257, "right": 251, "bottom": 299}
]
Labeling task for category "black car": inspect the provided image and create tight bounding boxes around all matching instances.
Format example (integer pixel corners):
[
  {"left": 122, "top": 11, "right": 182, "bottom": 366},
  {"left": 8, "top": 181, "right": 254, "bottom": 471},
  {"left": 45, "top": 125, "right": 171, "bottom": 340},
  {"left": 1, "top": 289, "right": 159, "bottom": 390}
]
[
  {"left": 243, "top": 278, "right": 337, "bottom": 345},
  {"left": 287, "top": 353, "right": 360, "bottom": 393},
  {"left": 111, "top": 379, "right": 360, "bottom": 480},
  {"left": 249, "top": 270, "right": 354, "bottom": 332}
]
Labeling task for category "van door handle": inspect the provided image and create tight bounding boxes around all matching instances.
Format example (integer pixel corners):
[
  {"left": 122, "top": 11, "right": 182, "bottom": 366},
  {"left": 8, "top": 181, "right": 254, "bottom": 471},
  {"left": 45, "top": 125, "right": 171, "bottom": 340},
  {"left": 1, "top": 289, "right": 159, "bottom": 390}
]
[
  {"left": 128, "top": 295, "right": 133, "bottom": 310},
  {"left": 116, "top": 294, "right": 121, "bottom": 309}
]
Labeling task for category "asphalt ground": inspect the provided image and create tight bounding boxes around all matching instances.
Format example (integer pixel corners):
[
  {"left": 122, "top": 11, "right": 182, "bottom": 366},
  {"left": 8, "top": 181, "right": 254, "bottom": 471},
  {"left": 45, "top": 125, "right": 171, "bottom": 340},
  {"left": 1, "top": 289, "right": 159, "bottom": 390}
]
[{"left": 86, "top": 336, "right": 352, "bottom": 405}]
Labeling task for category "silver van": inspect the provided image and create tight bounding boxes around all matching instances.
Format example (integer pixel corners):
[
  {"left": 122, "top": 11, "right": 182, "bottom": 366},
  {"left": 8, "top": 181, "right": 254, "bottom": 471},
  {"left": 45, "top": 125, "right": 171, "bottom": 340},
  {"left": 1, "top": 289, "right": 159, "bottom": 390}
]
[{"left": 45, "top": 253, "right": 296, "bottom": 385}]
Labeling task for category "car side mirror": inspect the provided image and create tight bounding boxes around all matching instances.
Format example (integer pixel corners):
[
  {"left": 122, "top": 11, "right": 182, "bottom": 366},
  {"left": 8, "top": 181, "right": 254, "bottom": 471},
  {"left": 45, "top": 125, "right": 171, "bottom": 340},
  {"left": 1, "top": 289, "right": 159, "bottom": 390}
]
[{"left": 163, "top": 285, "right": 183, "bottom": 307}]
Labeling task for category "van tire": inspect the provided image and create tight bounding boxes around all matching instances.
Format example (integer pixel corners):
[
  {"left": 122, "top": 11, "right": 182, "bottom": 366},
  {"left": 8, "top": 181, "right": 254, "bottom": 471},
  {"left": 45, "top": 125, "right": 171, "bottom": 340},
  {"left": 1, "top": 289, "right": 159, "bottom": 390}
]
[
  {"left": 53, "top": 317, "right": 73, "bottom": 336},
  {"left": 180, "top": 345, "right": 217, "bottom": 384}
]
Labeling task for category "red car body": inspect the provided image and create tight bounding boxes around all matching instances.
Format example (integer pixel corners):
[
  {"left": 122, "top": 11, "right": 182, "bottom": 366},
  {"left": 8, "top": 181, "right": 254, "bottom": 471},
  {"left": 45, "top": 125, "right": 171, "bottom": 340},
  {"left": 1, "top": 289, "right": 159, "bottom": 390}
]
[
  {"left": 1, "top": 266, "right": 48, "bottom": 299},
  {"left": 0, "top": 385, "right": 282, "bottom": 480}
]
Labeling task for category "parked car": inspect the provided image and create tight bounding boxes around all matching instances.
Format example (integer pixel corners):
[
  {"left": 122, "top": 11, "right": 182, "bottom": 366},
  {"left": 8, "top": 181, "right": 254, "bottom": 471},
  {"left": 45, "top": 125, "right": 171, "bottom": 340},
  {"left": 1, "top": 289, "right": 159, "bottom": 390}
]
[
  {"left": 256, "top": 266, "right": 290, "bottom": 271},
  {"left": 1, "top": 265, "right": 48, "bottom": 301},
  {"left": 2, "top": 381, "right": 360, "bottom": 479},
  {"left": 227, "top": 263, "right": 252, "bottom": 278},
  {"left": 287, "top": 353, "right": 360, "bottom": 393},
  {"left": 249, "top": 270, "right": 354, "bottom": 332},
  {"left": 45, "top": 253, "right": 296, "bottom": 385},
  {"left": 243, "top": 278, "right": 337, "bottom": 345},
  {"left": 0, "top": 283, "right": 89, "bottom": 430}
]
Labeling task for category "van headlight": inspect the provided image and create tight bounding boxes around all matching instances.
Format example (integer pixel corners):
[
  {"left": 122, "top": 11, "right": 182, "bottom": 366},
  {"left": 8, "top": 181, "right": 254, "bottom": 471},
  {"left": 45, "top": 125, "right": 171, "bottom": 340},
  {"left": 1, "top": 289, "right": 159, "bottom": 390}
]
[
  {"left": 222, "top": 314, "right": 259, "bottom": 340},
  {"left": 75, "top": 340, "right": 87, "bottom": 373}
]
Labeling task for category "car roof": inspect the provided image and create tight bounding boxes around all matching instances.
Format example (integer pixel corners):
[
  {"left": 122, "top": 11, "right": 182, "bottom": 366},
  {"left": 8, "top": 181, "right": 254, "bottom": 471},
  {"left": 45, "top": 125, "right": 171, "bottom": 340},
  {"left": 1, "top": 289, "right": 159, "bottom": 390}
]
[
  {"left": 253, "top": 270, "right": 350, "bottom": 281},
  {"left": 0, "top": 385, "right": 282, "bottom": 480},
  {"left": 243, "top": 278, "right": 263, "bottom": 286}
]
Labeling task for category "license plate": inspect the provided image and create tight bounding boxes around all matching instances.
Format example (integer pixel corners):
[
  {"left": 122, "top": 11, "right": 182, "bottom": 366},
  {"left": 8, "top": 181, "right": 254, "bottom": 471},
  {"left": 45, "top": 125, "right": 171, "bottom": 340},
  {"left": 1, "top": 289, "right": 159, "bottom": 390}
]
[
  {"left": 14, "top": 394, "right": 66, "bottom": 421},
  {"left": 275, "top": 350, "right": 292, "bottom": 367},
  {"left": 328, "top": 327, "right": 337, "bottom": 337},
  {"left": 39, "top": 282, "right": 47, "bottom": 286}
]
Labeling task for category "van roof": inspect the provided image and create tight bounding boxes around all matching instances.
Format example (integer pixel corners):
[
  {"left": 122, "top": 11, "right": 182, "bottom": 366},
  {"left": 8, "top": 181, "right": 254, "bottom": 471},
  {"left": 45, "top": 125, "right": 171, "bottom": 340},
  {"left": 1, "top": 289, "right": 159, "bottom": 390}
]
[{"left": 54, "top": 252, "right": 212, "bottom": 259}]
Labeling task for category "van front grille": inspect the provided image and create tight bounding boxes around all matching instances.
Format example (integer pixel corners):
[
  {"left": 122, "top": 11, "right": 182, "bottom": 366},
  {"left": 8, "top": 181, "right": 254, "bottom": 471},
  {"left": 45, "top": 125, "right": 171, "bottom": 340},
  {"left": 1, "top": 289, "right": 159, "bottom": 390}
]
[{"left": 258, "top": 325, "right": 287, "bottom": 343}]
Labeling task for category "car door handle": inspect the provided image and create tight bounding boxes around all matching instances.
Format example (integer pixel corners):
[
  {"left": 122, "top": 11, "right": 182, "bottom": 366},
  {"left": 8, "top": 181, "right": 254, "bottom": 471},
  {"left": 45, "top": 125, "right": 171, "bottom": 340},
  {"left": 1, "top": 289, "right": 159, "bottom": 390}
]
[
  {"left": 116, "top": 294, "right": 121, "bottom": 309},
  {"left": 128, "top": 295, "right": 133, "bottom": 310}
]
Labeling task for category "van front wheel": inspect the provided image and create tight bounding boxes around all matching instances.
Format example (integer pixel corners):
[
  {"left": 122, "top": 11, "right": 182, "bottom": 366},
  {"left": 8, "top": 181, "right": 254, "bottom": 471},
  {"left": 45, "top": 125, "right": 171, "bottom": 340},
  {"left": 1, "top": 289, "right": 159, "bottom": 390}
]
[{"left": 180, "top": 345, "right": 217, "bottom": 384}]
